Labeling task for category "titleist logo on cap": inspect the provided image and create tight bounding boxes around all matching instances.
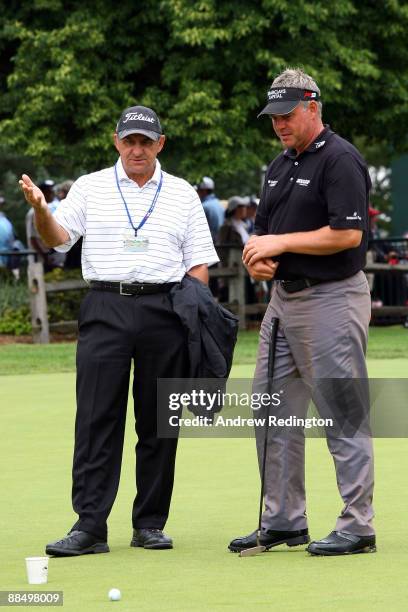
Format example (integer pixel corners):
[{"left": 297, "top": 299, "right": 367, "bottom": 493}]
[
  {"left": 116, "top": 105, "right": 162, "bottom": 140},
  {"left": 123, "top": 112, "right": 155, "bottom": 124}
]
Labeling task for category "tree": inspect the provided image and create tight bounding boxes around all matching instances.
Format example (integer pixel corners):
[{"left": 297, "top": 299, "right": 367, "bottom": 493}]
[{"left": 1, "top": 0, "right": 408, "bottom": 196}]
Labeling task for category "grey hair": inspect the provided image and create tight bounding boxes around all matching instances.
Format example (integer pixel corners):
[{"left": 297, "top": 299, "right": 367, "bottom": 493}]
[{"left": 271, "top": 68, "right": 322, "bottom": 117}]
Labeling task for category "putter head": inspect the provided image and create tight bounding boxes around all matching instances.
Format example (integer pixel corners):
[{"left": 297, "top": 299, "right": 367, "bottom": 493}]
[{"left": 239, "top": 545, "right": 266, "bottom": 557}]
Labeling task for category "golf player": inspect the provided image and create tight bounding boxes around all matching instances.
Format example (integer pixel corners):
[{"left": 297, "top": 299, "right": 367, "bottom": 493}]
[
  {"left": 20, "top": 105, "right": 219, "bottom": 555},
  {"left": 229, "top": 68, "right": 376, "bottom": 556}
]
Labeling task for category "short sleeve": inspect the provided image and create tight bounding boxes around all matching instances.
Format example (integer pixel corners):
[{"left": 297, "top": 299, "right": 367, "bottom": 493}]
[
  {"left": 182, "top": 192, "right": 219, "bottom": 270},
  {"left": 323, "top": 153, "right": 369, "bottom": 230},
  {"left": 53, "top": 178, "right": 87, "bottom": 252}
]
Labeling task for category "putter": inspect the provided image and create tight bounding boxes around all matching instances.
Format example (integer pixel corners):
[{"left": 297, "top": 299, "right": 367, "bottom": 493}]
[{"left": 240, "top": 316, "right": 279, "bottom": 558}]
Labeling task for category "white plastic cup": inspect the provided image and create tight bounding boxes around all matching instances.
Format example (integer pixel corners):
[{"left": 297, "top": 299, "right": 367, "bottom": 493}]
[{"left": 25, "top": 556, "right": 49, "bottom": 584}]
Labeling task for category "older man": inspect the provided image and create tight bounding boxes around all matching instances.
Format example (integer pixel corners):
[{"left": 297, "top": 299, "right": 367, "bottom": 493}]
[
  {"left": 228, "top": 68, "right": 375, "bottom": 556},
  {"left": 20, "top": 104, "right": 218, "bottom": 556}
]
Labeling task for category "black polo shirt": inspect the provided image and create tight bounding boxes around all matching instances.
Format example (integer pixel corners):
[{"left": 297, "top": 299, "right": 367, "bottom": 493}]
[{"left": 254, "top": 126, "right": 371, "bottom": 281}]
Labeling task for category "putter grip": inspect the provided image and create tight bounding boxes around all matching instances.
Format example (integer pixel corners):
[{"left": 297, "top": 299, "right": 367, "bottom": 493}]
[{"left": 268, "top": 317, "right": 279, "bottom": 380}]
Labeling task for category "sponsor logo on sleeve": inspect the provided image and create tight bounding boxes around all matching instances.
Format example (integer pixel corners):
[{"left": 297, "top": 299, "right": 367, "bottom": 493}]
[{"left": 346, "top": 211, "right": 362, "bottom": 221}]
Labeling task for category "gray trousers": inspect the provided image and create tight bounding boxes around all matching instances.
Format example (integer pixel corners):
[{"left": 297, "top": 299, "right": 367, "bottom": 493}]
[{"left": 254, "top": 271, "right": 375, "bottom": 536}]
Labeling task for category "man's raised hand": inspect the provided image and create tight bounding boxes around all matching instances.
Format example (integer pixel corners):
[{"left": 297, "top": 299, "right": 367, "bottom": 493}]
[{"left": 19, "top": 174, "right": 47, "bottom": 210}]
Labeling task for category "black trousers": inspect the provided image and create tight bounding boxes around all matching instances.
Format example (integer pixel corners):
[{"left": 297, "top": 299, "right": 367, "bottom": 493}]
[{"left": 71, "top": 289, "right": 188, "bottom": 540}]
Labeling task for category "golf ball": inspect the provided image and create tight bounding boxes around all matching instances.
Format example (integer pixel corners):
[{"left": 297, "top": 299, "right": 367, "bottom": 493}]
[{"left": 108, "top": 588, "right": 121, "bottom": 601}]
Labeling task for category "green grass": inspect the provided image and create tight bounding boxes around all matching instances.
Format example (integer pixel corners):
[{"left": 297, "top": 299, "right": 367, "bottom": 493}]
[
  {"left": 0, "top": 342, "right": 77, "bottom": 375},
  {"left": 234, "top": 325, "right": 408, "bottom": 363},
  {"left": 1, "top": 370, "right": 407, "bottom": 611},
  {"left": 366, "top": 325, "right": 408, "bottom": 359},
  {"left": 0, "top": 325, "right": 407, "bottom": 375}
]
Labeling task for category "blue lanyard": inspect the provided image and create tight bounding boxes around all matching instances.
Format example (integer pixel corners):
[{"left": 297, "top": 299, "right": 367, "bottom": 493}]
[{"left": 114, "top": 162, "right": 163, "bottom": 236}]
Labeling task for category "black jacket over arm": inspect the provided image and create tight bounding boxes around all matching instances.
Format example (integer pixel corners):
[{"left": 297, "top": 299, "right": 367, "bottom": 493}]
[{"left": 169, "top": 275, "right": 239, "bottom": 379}]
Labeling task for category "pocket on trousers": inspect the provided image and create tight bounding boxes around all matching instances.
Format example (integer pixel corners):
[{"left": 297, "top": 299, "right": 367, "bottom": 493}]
[
  {"left": 78, "top": 291, "right": 91, "bottom": 323},
  {"left": 78, "top": 291, "right": 103, "bottom": 331}
]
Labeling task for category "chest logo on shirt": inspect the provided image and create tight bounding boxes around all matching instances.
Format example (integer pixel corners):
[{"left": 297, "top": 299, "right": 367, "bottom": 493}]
[
  {"left": 268, "top": 179, "right": 278, "bottom": 187},
  {"left": 346, "top": 211, "right": 362, "bottom": 221},
  {"left": 296, "top": 178, "right": 310, "bottom": 187},
  {"left": 315, "top": 140, "right": 326, "bottom": 149}
]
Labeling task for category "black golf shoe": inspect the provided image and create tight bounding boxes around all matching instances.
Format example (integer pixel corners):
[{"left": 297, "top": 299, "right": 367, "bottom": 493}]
[
  {"left": 307, "top": 531, "right": 376, "bottom": 556},
  {"left": 228, "top": 528, "right": 310, "bottom": 553},
  {"left": 130, "top": 528, "right": 173, "bottom": 550},
  {"left": 45, "top": 530, "right": 109, "bottom": 557}
]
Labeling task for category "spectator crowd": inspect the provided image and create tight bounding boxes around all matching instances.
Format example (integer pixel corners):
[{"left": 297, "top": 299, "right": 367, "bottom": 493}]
[
  {"left": 195, "top": 176, "right": 266, "bottom": 305},
  {"left": 1, "top": 172, "right": 407, "bottom": 316}
]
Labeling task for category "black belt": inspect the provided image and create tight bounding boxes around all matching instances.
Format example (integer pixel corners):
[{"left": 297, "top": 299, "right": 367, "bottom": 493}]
[
  {"left": 89, "top": 280, "right": 177, "bottom": 296},
  {"left": 279, "top": 278, "right": 322, "bottom": 293}
]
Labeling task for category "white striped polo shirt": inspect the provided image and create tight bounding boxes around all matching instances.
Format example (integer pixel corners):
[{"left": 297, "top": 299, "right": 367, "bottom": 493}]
[{"left": 53, "top": 158, "right": 219, "bottom": 282}]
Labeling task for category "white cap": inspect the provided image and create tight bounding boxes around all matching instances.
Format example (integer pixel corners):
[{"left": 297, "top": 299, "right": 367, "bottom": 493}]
[
  {"left": 197, "top": 176, "right": 215, "bottom": 190},
  {"left": 226, "top": 195, "right": 250, "bottom": 216}
]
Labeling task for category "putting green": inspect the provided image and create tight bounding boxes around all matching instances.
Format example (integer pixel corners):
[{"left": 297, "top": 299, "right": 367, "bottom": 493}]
[
  {"left": 233, "top": 359, "right": 408, "bottom": 378},
  {"left": 1, "top": 366, "right": 407, "bottom": 611}
]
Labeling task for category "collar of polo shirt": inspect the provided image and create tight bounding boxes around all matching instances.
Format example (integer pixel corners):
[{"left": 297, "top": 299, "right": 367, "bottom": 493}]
[
  {"left": 282, "top": 125, "right": 333, "bottom": 159},
  {"left": 116, "top": 157, "right": 162, "bottom": 185}
]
